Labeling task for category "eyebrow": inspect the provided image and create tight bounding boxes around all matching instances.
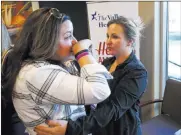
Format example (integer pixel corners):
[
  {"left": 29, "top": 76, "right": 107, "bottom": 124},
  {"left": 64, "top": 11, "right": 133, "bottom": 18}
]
[
  {"left": 107, "top": 33, "right": 118, "bottom": 36},
  {"left": 111, "top": 33, "right": 118, "bottom": 35}
]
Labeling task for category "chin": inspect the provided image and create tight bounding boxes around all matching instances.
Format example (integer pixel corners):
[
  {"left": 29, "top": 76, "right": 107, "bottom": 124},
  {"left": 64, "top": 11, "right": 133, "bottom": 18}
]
[{"left": 108, "top": 50, "right": 116, "bottom": 56}]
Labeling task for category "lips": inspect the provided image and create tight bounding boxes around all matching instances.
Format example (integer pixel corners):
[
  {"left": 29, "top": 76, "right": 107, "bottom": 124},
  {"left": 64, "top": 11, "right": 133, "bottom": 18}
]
[
  {"left": 106, "top": 47, "right": 113, "bottom": 50},
  {"left": 106, "top": 47, "right": 114, "bottom": 55}
]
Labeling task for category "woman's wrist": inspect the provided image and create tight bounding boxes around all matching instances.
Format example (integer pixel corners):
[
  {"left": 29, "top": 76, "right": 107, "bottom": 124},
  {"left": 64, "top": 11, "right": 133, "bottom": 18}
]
[
  {"left": 77, "top": 55, "right": 97, "bottom": 67},
  {"left": 75, "top": 49, "right": 89, "bottom": 61}
]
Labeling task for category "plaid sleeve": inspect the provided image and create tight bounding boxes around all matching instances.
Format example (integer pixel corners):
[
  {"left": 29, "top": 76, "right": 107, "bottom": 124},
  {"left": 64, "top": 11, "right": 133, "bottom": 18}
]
[{"left": 25, "top": 64, "right": 112, "bottom": 105}]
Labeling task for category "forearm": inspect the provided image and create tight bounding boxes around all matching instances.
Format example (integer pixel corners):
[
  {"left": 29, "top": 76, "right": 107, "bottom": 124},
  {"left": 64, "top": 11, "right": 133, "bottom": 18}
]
[
  {"left": 73, "top": 39, "right": 96, "bottom": 67},
  {"left": 65, "top": 103, "right": 115, "bottom": 135},
  {"left": 65, "top": 112, "right": 102, "bottom": 135},
  {"left": 78, "top": 55, "right": 97, "bottom": 67}
]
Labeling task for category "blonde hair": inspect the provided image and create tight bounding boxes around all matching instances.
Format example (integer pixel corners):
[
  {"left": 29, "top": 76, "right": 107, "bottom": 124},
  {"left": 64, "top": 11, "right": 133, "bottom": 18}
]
[{"left": 107, "top": 16, "right": 144, "bottom": 48}]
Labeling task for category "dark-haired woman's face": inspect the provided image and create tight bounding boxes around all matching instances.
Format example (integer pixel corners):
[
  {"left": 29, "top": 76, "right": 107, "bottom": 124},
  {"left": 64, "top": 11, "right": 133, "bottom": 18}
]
[
  {"left": 56, "top": 20, "right": 75, "bottom": 60},
  {"left": 106, "top": 24, "right": 132, "bottom": 57}
]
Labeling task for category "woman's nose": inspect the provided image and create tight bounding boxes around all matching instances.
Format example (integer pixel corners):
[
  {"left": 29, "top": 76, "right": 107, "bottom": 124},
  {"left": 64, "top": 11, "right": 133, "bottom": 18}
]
[
  {"left": 71, "top": 36, "right": 77, "bottom": 46},
  {"left": 72, "top": 36, "right": 77, "bottom": 42},
  {"left": 106, "top": 39, "right": 112, "bottom": 47}
]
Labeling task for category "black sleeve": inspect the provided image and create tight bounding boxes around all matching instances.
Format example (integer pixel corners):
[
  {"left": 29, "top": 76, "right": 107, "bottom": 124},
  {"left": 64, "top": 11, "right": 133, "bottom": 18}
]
[{"left": 65, "top": 69, "right": 148, "bottom": 135}]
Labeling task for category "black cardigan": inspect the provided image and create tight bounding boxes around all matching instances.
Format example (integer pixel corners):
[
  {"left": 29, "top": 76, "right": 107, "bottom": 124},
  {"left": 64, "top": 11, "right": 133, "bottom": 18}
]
[{"left": 65, "top": 52, "right": 148, "bottom": 135}]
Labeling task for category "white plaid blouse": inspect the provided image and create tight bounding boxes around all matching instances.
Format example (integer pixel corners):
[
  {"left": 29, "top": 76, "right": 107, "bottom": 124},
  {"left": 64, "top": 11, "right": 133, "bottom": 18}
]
[{"left": 12, "top": 61, "right": 112, "bottom": 135}]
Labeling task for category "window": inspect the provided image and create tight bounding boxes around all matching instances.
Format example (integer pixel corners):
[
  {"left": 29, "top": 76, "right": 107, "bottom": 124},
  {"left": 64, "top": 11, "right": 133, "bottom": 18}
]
[{"left": 168, "top": 2, "right": 181, "bottom": 80}]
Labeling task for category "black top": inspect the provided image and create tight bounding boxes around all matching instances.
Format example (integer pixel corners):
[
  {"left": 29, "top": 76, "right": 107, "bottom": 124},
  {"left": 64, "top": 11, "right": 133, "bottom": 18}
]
[{"left": 65, "top": 52, "right": 148, "bottom": 135}]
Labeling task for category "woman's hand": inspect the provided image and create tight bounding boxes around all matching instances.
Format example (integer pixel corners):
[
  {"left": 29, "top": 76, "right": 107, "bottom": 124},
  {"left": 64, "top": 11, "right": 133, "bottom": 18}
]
[
  {"left": 71, "top": 39, "right": 96, "bottom": 67},
  {"left": 72, "top": 39, "right": 93, "bottom": 55},
  {"left": 34, "top": 120, "right": 67, "bottom": 135}
]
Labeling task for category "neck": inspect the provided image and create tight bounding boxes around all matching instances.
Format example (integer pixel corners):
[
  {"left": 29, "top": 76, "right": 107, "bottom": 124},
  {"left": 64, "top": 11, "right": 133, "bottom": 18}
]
[{"left": 115, "top": 49, "right": 132, "bottom": 65}]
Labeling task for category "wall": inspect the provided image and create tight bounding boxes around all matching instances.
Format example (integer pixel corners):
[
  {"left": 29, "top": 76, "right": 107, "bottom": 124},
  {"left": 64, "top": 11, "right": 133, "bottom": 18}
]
[
  {"left": 139, "top": 2, "right": 155, "bottom": 122},
  {"left": 39, "top": 1, "right": 89, "bottom": 40},
  {"left": 139, "top": 2, "right": 166, "bottom": 122}
]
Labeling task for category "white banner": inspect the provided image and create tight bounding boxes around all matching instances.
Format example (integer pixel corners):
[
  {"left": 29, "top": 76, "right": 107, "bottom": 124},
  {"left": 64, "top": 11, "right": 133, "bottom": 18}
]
[{"left": 87, "top": 2, "right": 139, "bottom": 63}]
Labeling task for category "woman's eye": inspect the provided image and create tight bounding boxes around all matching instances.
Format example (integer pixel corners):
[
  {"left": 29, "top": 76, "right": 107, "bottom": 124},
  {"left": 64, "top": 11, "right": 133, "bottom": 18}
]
[
  {"left": 65, "top": 35, "right": 72, "bottom": 40},
  {"left": 106, "top": 34, "right": 109, "bottom": 38},
  {"left": 112, "top": 35, "right": 119, "bottom": 39}
]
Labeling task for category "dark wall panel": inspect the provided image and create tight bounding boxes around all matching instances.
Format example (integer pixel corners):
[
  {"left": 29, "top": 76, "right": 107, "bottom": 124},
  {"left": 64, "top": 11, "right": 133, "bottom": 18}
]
[{"left": 39, "top": 1, "right": 89, "bottom": 40}]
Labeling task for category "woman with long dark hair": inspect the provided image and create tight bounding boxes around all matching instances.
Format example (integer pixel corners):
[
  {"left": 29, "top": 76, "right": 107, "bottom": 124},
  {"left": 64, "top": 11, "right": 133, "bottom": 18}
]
[{"left": 2, "top": 8, "right": 112, "bottom": 135}]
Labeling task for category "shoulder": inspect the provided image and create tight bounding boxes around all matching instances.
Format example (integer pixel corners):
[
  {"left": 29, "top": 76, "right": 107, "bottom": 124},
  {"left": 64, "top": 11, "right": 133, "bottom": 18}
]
[
  {"left": 116, "top": 58, "right": 148, "bottom": 93},
  {"left": 20, "top": 61, "right": 68, "bottom": 81},
  {"left": 126, "top": 57, "right": 147, "bottom": 74},
  {"left": 126, "top": 59, "right": 148, "bottom": 93},
  {"left": 116, "top": 57, "right": 148, "bottom": 80},
  {"left": 22, "top": 61, "right": 65, "bottom": 71}
]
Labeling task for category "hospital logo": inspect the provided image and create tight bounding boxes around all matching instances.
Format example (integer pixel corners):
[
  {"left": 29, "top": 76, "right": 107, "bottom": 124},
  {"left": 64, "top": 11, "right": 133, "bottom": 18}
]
[
  {"left": 91, "top": 11, "right": 98, "bottom": 20},
  {"left": 91, "top": 11, "right": 121, "bottom": 27}
]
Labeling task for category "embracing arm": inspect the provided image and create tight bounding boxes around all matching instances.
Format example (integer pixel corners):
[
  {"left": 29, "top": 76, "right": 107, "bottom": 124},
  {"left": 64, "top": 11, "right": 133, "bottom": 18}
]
[{"left": 65, "top": 69, "right": 148, "bottom": 135}]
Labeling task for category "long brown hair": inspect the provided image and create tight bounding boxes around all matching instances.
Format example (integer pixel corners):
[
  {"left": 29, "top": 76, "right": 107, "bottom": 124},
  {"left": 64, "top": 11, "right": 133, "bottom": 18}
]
[{"left": 2, "top": 8, "right": 70, "bottom": 101}]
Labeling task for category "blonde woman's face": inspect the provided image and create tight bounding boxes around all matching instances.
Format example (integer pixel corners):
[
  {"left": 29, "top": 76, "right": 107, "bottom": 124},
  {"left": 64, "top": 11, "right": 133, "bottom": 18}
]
[
  {"left": 106, "top": 24, "right": 132, "bottom": 57},
  {"left": 56, "top": 20, "right": 75, "bottom": 59}
]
